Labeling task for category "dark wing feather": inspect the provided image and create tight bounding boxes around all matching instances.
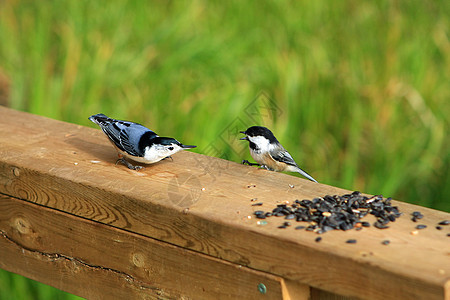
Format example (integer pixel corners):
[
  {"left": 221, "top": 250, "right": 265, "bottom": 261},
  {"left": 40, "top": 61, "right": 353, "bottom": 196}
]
[
  {"left": 90, "top": 114, "right": 156, "bottom": 157},
  {"left": 118, "top": 129, "right": 142, "bottom": 156},
  {"left": 270, "top": 148, "right": 298, "bottom": 167},
  {"left": 99, "top": 122, "right": 126, "bottom": 152}
]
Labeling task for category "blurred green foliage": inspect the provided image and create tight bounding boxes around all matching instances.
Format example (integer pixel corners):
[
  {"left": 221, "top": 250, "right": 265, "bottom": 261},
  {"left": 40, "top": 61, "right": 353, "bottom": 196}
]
[{"left": 0, "top": 0, "right": 449, "bottom": 298}]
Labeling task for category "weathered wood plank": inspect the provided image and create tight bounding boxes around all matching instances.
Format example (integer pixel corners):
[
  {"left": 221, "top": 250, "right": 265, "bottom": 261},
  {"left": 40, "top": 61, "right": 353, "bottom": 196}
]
[
  {"left": 0, "top": 107, "right": 449, "bottom": 299},
  {"left": 0, "top": 194, "right": 301, "bottom": 299}
]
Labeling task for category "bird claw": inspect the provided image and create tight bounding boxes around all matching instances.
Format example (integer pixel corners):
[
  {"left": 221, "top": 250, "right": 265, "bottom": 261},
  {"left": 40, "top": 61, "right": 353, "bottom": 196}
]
[
  {"left": 242, "top": 160, "right": 261, "bottom": 167},
  {"left": 163, "top": 156, "right": 173, "bottom": 161},
  {"left": 116, "top": 158, "right": 144, "bottom": 171}
]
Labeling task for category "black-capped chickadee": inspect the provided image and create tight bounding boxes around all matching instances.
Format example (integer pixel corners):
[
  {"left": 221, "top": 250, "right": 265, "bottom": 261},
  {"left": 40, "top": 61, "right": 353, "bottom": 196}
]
[
  {"left": 89, "top": 114, "right": 196, "bottom": 170},
  {"left": 240, "top": 126, "right": 318, "bottom": 182}
]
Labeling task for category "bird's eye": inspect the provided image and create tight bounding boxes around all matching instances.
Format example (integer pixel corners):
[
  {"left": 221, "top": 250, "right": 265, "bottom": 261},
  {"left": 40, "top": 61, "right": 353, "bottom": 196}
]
[{"left": 168, "top": 147, "right": 174, "bottom": 151}]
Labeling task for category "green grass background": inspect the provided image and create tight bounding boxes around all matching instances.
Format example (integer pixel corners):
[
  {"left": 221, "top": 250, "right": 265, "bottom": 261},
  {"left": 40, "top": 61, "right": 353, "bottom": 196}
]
[{"left": 0, "top": 1, "right": 448, "bottom": 298}]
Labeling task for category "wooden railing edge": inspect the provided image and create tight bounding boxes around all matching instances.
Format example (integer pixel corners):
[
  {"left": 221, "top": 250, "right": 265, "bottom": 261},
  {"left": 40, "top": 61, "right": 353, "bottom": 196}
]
[{"left": 0, "top": 107, "right": 449, "bottom": 300}]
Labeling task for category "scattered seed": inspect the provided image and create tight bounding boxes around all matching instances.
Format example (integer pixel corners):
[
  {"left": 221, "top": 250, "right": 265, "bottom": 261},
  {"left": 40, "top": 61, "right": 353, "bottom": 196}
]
[
  {"left": 436, "top": 226, "right": 442, "bottom": 230},
  {"left": 366, "top": 196, "right": 376, "bottom": 203},
  {"left": 381, "top": 240, "right": 390, "bottom": 245},
  {"left": 289, "top": 184, "right": 295, "bottom": 188},
  {"left": 251, "top": 202, "right": 263, "bottom": 206},
  {"left": 361, "top": 222, "right": 371, "bottom": 227},
  {"left": 247, "top": 184, "right": 256, "bottom": 188},
  {"left": 322, "top": 212, "right": 332, "bottom": 217},
  {"left": 374, "top": 222, "right": 389, "bottom": 229},
  {"left": 412, "top": 211, "right": 423, "bottom": 221},
  {"left": 346, "top": 239, "right": 357, "bottom": 244},
  {"left": 257, "top": 221, "right": 267, "bottom": 226},
  {"left": 284, "top": 222, "right": 291, "bottom": 227},
  {"left": 295, "top": 226, "right": 306, "bottom": 230},
  {"left": 416, "top": 224, "right": 427, "bottom": 230},
  {"left": 447, "top": 233, "right": 450, "bottom": 237},
  {"left": 285, "top": 214, "right": 295, "bottom": 220},
  {"left": 278, "top": 225, "right": 287, "bottom": 229},
  {"left": 411, "top": 230, "right": 419, "bottom": 235},
  {"left": 256, "top": 214, "right": 266, "bottom": 219},
  {"left": 306, "top": 226, "right": 316, "bottom": 231},
  {"left": 438, "top": 220, "right": 449, "bottom": 226},
  {"left": 315, "top": 237, "right": 322, "bottom": 242},
  {"left": 250, "top": 198, "right": 258, "bottom": 202}
]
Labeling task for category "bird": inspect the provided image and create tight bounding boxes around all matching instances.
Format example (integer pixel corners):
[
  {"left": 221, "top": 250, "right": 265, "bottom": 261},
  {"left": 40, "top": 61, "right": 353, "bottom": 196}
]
[
  {"left": 89, "top": 113, "right": 196, "bottom": 170},
  {"left": 240, "top": 126, "right": 317, "bottom": 182}
]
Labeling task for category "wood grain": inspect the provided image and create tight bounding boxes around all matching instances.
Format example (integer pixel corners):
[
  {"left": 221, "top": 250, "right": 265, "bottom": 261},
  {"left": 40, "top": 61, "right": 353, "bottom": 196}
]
[
  {"left": 0, "top": 107, "right": 449, "bottom": 299},
  {"left": 0, "top": 194, "right": 299, "bottom": 299}
]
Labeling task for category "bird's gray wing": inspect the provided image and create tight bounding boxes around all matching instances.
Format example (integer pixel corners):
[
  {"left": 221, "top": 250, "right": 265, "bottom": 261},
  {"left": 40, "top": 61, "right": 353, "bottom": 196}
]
[
  {"left": 117, "top": 128, "right": 142, "bottom": 156},
  {"left": 270, "top": 147, "right": 298, "bottom": 167},
  {"left": 270, "top": 146, "right": 318, "bottom": 183},
  {"left": 118, "top": 124, "right": 158, "bottom": 157},
  {"left": 91, "top": 114, "right": 156, "bottom": 157}
]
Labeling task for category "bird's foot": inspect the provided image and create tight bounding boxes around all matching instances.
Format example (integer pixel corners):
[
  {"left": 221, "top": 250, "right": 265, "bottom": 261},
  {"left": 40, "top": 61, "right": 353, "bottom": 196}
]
[
  {"left": 163, "top": 156, "right": 173, "bottom": 161},
  {"left": 242, "top": 160, "right": 261, "bottom": 167},
  {"left": 116, "top": 158, "right": 144, "bottom": 170}
]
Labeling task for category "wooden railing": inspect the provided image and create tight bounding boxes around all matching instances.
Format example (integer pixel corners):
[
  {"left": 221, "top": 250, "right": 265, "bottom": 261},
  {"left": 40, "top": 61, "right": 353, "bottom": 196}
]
[{"left": 0, "top": 107, "right": 448, "bottom": 299}]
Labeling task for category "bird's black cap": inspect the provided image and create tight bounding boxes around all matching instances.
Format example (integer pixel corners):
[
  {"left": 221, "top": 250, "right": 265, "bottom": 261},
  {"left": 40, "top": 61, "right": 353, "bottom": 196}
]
[{"left": 240, "top": 126, "right": 279, "bottom": 143}]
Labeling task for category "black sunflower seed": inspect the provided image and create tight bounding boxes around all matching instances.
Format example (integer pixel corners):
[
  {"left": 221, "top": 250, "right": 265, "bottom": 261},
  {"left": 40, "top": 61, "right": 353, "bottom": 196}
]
[
  {"left": 346, "top": 239, "right": 357, "bottom": 244},
  {"left": 381, "top": 240, "right": 390, "bottom": 245},
  {"left": 374, "top": 222, "right": 389, "bottom": 229},
  {"left": 416, "top": 224, "right": 427, "bottom": 230},
  {"left": 361, "top": 221, "right": 371, "bottom": 227},
  {"left": 438, "top": 220, "right": 449, "bottom": 226}
]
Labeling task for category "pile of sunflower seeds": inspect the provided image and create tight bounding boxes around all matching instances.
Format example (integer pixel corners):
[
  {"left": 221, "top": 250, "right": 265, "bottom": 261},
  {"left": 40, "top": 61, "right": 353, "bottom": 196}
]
[{"left": 254, "top": 191, "right": 401, "bottom": 234}]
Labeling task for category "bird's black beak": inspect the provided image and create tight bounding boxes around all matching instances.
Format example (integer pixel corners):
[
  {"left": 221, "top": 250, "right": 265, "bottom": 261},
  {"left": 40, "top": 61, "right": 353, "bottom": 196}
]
[
  {"left": 239, "top": 131, "right": 248, "bottom": 140},
  {"left": 181, "top": 144, "right": 197, "bottom": 149}
]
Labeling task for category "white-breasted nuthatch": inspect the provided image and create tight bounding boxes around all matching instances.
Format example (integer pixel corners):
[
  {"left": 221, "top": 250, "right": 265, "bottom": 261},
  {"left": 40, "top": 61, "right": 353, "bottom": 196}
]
[
  {"left": 240, "top": 126, "right": 317, "bottom": 182},
  {"left": 89, "top": 114, "right": 196, "bottom": 170}
]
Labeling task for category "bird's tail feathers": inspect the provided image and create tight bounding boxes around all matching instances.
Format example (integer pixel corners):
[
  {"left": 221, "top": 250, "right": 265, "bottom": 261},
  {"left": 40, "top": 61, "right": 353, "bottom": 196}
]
[
  {"left": 89, "top": 113, "right": 112, "bottom": 126},
  {"left": 296, "top": 167, "right": 318, "bottom": 183}
]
